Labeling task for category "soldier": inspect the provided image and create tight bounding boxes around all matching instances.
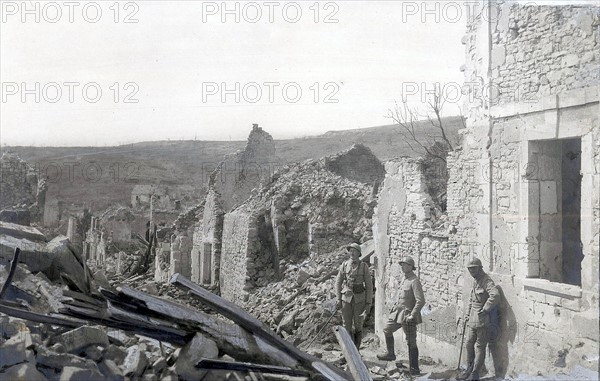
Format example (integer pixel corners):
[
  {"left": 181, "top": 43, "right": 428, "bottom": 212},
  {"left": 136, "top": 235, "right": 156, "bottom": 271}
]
[
  {"left": 458, "top": 258, "right": 500, "bottom": 381},
  {"left": 336, "top": 243, "right": 373, "bottom": 348},
  {"left": 377, "top": 256, "right": 425, "bottom": 376}
]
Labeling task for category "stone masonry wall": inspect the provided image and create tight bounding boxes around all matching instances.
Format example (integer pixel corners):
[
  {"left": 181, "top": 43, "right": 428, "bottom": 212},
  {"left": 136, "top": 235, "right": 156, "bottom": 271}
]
[
  {"left": 220, "top": 205, "right": 254, "bottom": 304},
  {"left": 0, "top": 153, "right": 38, "bottom": 210},
  {"left": 447, "top": 2, "right": 600, "bottom": 374},
  {"left": 374, "top": 158, "right": 461, "bottom": 341},
  {"left": 491, "top": 4, "right": 598, "bottom": 105}
]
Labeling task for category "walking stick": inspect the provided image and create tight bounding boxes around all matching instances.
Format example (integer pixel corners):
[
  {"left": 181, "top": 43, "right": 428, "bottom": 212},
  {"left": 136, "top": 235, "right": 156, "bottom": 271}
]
[
  {"left": 303, "top": 305, "right": 338, "bottom": 350},
  {"left": 457, "top": 295, "right": 473, "bottom": 370}
]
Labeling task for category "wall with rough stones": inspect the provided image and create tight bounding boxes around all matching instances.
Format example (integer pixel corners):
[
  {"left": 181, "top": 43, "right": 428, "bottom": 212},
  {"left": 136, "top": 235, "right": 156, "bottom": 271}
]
[
  {"left": 190, "top": 222, "right": 204, "bottom": 284},
  {"left": 490, "top": 4, "right": 598, "bottom": 105},
  {"left": 374, "top": 3, "right": 599, "bottom": 375},
  {"left": 218, "top": 144, "right": 380, "bottom": 304},
  {"left": 321, "top": 144, "right": 386, "bottom": 185},
  {"left": 209, "top": 124, "right": 278, "bottom": 213},
  {"left": 194, "top": 125, "right": 276, "bottom": 289},
  {"left": 452, "top": 2, "right": 598, "bottom": 374},
  {"left": 374, "top": 158, "right": 460, "bottom": 343},
  {"left": 220, "top": 205, "right": 255, "bottom": 304},
  {"left": 0, "top": 153, "right": 38, "bottom": 210}
]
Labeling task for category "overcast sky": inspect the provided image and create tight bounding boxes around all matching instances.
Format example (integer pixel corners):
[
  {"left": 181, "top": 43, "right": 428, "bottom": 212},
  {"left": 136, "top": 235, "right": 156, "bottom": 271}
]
[{"left": 1, "top": 0, "right": 596, "bottom": 146}]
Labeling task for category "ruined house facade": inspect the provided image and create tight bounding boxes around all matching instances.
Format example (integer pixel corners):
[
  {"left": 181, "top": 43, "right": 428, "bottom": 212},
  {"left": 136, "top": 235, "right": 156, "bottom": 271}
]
[
  {"left": 375, "top": 3, "right": 598, "bottom": 375},
  {"left": 0, "top": 153, "right": 47, "bottom": 225},
  {"left": 219, "top": 144, "right": 385, "bottom": 304},
  {"left": 189, "top": 125, "right": 277, "bottom": 288}
]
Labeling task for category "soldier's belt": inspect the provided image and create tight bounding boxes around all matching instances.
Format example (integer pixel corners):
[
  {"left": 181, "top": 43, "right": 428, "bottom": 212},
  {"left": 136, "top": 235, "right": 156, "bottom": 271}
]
[{"left": 352, "top": 283, "right": 366, "bottom": 293}]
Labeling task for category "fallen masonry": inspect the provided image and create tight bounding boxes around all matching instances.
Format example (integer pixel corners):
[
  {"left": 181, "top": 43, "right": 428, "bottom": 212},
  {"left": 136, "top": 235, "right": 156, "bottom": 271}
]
[{"left": 0, "top": 238, "right": 360, "bottom": 380}]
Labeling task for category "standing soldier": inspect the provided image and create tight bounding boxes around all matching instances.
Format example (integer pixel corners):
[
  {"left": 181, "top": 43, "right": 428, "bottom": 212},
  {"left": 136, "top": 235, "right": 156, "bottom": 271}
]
[
  {"left": 458, "top": 258, "right": 499, "bottom": 381},
  {"left": 336, "top": 243, "right": 373, "bottom": 348},
  {"left": 377, "top": 256, "right": 425, "bottom": 376}
]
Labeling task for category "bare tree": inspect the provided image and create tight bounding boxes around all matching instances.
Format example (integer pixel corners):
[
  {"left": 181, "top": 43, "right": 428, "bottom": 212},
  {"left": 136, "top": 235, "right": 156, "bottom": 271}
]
[
  {"left": 386, "top": 86, "right": 462, "bottom": 163},
  {"left": 386, "top": 86, "right": 464, "bottom": 212}
]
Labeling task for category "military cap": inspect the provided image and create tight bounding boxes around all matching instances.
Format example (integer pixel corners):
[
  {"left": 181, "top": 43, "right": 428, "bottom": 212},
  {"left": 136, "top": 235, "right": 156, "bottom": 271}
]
[
  {"left": 346, "top": 243, "right": 362, "bottom": 252},
  {"left": 467, "top": 258, "right": 483, "bottom": 268},
  {"left": 399, "top": 256, "right": 416, "bottom": 269}
]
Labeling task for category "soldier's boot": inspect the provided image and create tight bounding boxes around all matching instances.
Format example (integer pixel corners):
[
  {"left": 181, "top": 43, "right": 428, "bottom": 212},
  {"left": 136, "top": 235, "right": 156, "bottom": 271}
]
[
  {"left": 376, "top": 335, "right": 396, "bottom": 361},
  {"left": 457, "top": 362, "right": 474, "bottom": 380},
  {"left": 408, "top": 345, "right": 421, "bottom": 375},
  {"left": 467, "top": 347, "right": 486, "bottom": 380},
  {"left": 353, "top": 331, "right": 363, "bottom": 349}
]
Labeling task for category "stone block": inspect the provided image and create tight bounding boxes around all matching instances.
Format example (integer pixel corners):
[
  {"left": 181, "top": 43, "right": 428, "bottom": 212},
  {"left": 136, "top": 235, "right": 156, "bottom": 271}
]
[
  {"left": 560, "top": 296, "right": 581, "bottom": 312},
  {"left": 175, "top": 333, "right": 218, "bottom": 381},
  {"left": 59, "top": 366, "right": 105, "bottom": 381},
  {"left": 492, "top": 46, "right": 506, "bottom": 68},
  {"left": 121, "top": 345, "right": 148, "bottom": 377},
  {"left": 57, "top": 326, "right": 109, "bottom": 354},
  {"left": 0, "top": 363, "right": 48, "bottom": 381},
  {"left": 562, "top": 54, "right": 580, "bottom": 67},
  {"left": 0, "top": 340, "right": 29, "bottom": 368},
  {"left": 98, "top": 359, "right": 124, "bottom": 381}
]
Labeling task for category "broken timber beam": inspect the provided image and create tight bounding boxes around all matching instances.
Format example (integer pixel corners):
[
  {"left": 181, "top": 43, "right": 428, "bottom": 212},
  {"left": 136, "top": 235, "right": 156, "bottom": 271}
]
[
  {"left": 196, "top": 358, "right": 311, "bottom": 377},
  {"left": 332, "top": 325, "right": 372, "bottom": 381},
  {"left": 170, "top": 273, "right": 350, "bottom": 381},
  {"left": 107, "top": 285, "right": 302, "bottom": 370},
  {"left": 0, "top": 302, "right": 86, "bottom": 328},
  {"left": 0, "top": 247, "right": 21, "bottom": 299}
]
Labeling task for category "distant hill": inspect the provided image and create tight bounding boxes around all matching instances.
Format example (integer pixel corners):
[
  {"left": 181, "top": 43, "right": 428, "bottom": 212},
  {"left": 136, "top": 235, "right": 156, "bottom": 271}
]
[{"left": 2, "top": 116, "right": 463, "bottom": 213}]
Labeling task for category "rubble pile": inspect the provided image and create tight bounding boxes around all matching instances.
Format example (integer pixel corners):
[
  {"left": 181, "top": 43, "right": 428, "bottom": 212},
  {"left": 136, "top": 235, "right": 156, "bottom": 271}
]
[
  {"left": 255, "top": 154, "right": 377, "bottom": 257},
  {"left": 0, "top": 221, "right": 351, "bottom": 380},
  {"left": 245, "top": 247, "right": 364, "bottom": 348}
]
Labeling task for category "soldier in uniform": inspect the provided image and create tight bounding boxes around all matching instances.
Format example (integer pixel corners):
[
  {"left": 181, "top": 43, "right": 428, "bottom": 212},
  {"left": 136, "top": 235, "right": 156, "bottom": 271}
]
[
  {"left": 458, "top": 258, "right": 500, "bottom": 381},
  {"left": 377, "top": 256, "right": 425, "bottom": 375},
  {"left": 336, "top": 243, "right": 373, "bottom": 348}
]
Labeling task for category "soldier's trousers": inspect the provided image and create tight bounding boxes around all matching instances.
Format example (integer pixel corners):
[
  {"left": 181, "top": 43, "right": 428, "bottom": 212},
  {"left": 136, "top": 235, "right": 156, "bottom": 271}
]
[
  {"left": 465, "top": 325, "right": 500, "bottom": 376},
  {"left": 382, "top": 320, "right": 417, "bottom": 349},
  {"left": 341, "top": 297, "right": 367, "bottom": 334}
]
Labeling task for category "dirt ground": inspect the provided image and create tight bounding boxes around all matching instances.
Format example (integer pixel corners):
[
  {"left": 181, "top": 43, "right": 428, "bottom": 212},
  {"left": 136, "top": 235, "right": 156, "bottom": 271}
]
[{"left": 307, "top": 331, "right": 599, "bottom": 381}]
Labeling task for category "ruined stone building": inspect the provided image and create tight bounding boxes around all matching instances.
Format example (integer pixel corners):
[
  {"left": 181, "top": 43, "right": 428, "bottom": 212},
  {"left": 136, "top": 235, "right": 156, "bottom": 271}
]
[
  {"left": 0, "top": 153, "right": 47, "bottom": 225},
  {"left": 219, "top": 144, "right": 385, "bottom": 305},
  {"left": 190, "top": 124, "right": 279, "bottom": 288},
  {"left": 155, "top": 125, "right": 386, "bottom": 307},
  {"left": 374, "top": 3, "right": 598, "bottom": 375}
]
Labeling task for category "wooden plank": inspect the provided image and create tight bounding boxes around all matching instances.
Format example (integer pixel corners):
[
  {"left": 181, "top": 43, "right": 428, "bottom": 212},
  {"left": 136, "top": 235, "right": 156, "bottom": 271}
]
[
  {"left": 0, "top": 302, "right": 85, "bottom": 327},
  {"left": 60, "top": 304, "right": 188, "bottom": 345},
  {"left": 332, "top": 325, "right": 372, "bottom": 381},
  {"left": 196, "top": 359, "right": 311, "bottom": 377},
  {"left": 0, "top": 248, "right": 20, "bottom": 299},
  {"left": 62, "top": 290, "right": 104, "bottom": 307},
  {"left": 105, "top": 300, "right": 187, "bottom": 334},
  {"left": 170, "top": 273, "right": 350, "bottom": 381},
  {"left": 107, "top": 285, "right": 301, "bottom": 369}
]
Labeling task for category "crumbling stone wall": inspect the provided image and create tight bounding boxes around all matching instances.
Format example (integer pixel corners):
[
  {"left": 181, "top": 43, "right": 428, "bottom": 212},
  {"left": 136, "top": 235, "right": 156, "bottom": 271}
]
[
  {"left": 209, "top": 124, "right": 278, "bottom": 213},
  {"left": 0, "top": 153, "right": 38, "bottom": 209},
  {"left": 191, "top": 125, "right": 277, "bottom": 288},
  {"left": 199, "top": 190, "right": 224, "bottom": 286},
  {"left": 219, "top": 144, "right": 382, "bottom": 304},
  {"left": 374, "top": 159, "right": 459, "bottom": 338},
  {"left": 190, "top": 221, "right": 204, "bottom": 284},
  {"left": 220, "top": 205, "right": 254, "bottom": 304},
  {"left": 0, "top": 153, "right": 47, "bottom": 224},
  {"left": 321, "top": 144, "right": 385, "bottom": 185},
  {"left": 443, "top": 2, "right": 598, "bottom": 374},
  {"left": 170, "top": 233, "right": 192, "bottom": 279}
]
